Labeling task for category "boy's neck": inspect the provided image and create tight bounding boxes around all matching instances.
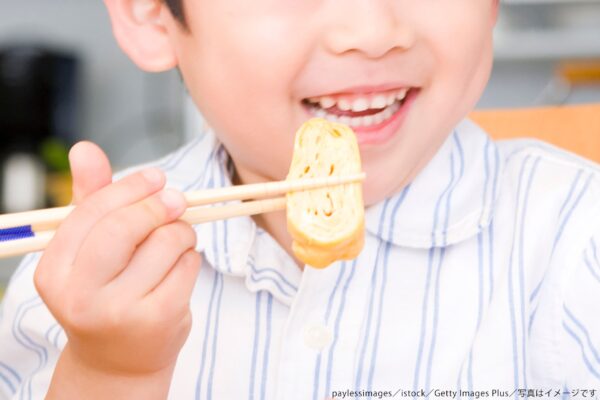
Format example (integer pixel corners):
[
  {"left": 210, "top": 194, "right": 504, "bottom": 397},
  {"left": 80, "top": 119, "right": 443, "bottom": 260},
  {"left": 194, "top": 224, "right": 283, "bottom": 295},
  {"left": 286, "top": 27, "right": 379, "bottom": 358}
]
[{"left": 231, "top": 163, "right": 305, "bottom": 270}]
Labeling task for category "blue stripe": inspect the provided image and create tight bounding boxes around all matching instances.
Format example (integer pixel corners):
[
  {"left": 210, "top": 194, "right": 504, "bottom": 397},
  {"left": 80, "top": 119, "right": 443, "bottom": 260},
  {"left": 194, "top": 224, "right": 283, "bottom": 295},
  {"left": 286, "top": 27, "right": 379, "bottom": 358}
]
[
  {"left": 488, "top": 220, "right": 495, "bottom": 305},
  {"left": 480, "top": 137, "right": 491, "bottom": 226},
  {"left": 194, "top": 146, "right": 221, "bottom": 399},
  {"left": 260, "top": 294, "right": 273, "bottom": 400},
  {"left": 528, "top": 306, "right": 538, "bottom": 335},
  {"left": 53, "top": 325, "right": 63, "bottom": 348},
  {"left": 324, "top": 259, "right": 358, "bottom": 399},
  {"left": 248, "top": 257, "right": 298, "bottom": 297},
  {"left": 561, "top": 386, "right": 569, "bottom": 400},
  {"left": 414, "top": 143, "right": 457, "bottom": 394},
  {"left": 183, "top": 145, "right": 220, "bottom": 193},
  {"left": 43, "top": 323, "right": 59, "bottom": 346},
  {"left": 0, "top": 361, "right": 20, "bottom": 384},
  {"left": 506, "top": 155, "right": 533, "bottom": 398},
  {"left": 194, "top": 270, "right": 220, "bottom": 400},
  {"left": 552, "top": 173, "right": 593, "bottom": 252},
  {"left": 563, "top": 322, "right": 600, "bottom": 380},
  {"left": 248, "top": 291, "right": 262, "bottom": 400},
  {"left": 530, "top": 168, "right": 586, "bottom": 304},
  {"left": 467, "top": 231, "right": 486, "bottom": 394},
  {"left": 0, "top": 371, "right": 15, "bottom": 396},
  {"left": 425, "top": 133, "right": 464, "bottom": 392},
  {"left": 558, "top": 169, "right": 583, "bottom": 218},
  {"left": 206, "top": 150, "right": 230, "bottom": 399},
  {"left": 584, "top": 251, "right": 600, "bottom": 284},
  {"left": 248, "top": 266, "right": 294, "bottom": 298},
  {"left": 517, "top": 157, "right": 541, "bottom": 390},
  {"left": 313, "top": 264, "right": 346, "bottom": 400},
  {"left": 206, "top": 274, "right": 224, "bottom": 400},
  {"left": 248, "top": 255, "right": 298, "bottom": 292},
  {"left": 354, "top": 198, "right": 392, "bottom": 391},
  {"left": 487, "top": 144, "right": 500, "bottom": 305},
  {"left": 472, "top": 137, "right": 495, "bottom": 399},
  {"left": 367, "top": 242, "right": 392, "bottom": 395},
  {"left": 564, "top": 305, "right": 600, "bottom": 363},
  {"left": 12, "top": 296, "right": 47, "bottom": 400},
  {"left": 366, "top": 185, "right": 411, "bottom": 392}
]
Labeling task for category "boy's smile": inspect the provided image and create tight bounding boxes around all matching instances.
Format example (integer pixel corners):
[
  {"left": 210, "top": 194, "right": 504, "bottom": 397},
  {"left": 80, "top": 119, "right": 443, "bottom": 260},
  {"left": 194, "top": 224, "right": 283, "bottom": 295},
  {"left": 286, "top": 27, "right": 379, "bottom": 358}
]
[{"left": 301, "top": 86, "right": 419, "bottom": 146}]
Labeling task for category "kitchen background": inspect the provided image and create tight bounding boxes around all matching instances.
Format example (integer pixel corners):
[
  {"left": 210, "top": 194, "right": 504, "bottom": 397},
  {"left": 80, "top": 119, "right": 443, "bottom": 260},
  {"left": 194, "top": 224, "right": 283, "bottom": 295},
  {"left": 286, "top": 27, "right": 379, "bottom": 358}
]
[{"left": 1, "top": 0, "right": 600, "bottom": 296}]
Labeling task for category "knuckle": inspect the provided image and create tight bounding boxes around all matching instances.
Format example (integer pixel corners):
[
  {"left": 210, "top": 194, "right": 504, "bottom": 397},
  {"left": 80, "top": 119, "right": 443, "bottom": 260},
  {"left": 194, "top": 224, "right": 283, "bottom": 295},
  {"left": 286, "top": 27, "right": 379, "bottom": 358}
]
[
  {"left": 102, "top": 214, "right": 136, "bottom": 241},
  {"left": 61, "top": 296, "right": 92, "bottom": 332},
  {"left": 173, "top": 221, "right": 198, "bottom": 249},
  {"left": 33, "top": 267, "right": 48, "bottom": 296},
  {"left": 77, "top": 199, "right": 106, "bottom": 223},
  {"left": 140, "top": 198, "right": 166, "bottom": 226},
  {"left": 181, "top": 249, "right": 201, "bottom": 269}
]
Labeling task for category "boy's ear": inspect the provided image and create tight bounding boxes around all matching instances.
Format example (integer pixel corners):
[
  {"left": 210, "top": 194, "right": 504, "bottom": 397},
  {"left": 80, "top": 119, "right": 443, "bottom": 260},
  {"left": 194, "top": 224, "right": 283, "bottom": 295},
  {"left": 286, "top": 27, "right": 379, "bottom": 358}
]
[
  {"left": 104, "top": 0, "right": 177, "bottom": 72},
  {"left": 492, "top": 0, "right": 500, "bottom": 25}
]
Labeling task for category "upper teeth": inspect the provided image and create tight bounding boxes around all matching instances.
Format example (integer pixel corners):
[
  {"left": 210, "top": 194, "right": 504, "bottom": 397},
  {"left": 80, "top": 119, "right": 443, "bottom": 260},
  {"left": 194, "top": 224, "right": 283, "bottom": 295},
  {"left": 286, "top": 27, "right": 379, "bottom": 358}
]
[{"left": 308, "top": 88, "right": 409, "bottom": 112}]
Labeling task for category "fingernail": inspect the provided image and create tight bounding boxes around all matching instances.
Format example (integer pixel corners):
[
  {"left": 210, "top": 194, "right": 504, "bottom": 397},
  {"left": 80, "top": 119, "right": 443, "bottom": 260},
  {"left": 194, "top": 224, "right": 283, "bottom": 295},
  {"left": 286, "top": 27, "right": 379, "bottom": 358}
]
[
  {"left": 142, "top": 168, "right": 164, "bottom": 186},
  {"left": 160, "top": 188, "right": 186, "bottom": 213}
]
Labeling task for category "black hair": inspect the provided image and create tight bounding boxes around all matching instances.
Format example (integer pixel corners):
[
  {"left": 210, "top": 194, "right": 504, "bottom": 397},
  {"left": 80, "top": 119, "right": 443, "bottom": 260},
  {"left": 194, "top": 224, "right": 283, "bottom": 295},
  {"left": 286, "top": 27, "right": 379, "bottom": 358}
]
[{"left": 165, "top": 0, "right": 186, "bottom": 25}]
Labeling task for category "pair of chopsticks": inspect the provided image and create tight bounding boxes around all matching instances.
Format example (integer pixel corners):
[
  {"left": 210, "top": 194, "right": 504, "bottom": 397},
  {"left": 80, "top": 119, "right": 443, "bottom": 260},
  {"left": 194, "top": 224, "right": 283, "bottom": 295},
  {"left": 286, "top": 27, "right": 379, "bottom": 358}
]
[{"left": 0, "top": 173, "right": 365, "bottom": 259}]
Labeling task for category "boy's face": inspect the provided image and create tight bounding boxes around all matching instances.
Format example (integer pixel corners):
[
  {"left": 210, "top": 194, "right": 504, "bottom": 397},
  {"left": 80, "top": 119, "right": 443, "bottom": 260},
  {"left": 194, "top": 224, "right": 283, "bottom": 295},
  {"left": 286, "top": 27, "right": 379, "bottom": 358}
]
[{"left": 163, "top": 0, "right": 497, "bottom": 205}]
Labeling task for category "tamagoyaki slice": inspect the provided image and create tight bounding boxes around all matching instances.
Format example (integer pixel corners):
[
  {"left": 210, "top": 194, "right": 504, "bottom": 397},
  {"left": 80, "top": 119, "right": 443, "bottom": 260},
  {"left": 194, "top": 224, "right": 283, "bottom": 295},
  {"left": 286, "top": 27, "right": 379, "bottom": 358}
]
[{"left": 286, "top": 118, "right": 365, "bottom": 268}]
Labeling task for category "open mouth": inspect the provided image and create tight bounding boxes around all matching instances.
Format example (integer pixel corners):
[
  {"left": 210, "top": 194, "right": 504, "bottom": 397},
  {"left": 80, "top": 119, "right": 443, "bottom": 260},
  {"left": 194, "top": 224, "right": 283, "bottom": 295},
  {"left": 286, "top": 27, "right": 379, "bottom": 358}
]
[{"left": 301, "top": 88, "right": 415, "bottom": 130}]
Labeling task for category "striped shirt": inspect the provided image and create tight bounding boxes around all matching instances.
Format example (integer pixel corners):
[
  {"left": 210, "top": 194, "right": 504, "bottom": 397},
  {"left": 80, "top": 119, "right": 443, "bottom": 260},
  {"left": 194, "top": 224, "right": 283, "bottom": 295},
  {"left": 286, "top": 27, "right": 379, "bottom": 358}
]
[{"left": 1, "top": 119, "right": 600, "bottom": 400}]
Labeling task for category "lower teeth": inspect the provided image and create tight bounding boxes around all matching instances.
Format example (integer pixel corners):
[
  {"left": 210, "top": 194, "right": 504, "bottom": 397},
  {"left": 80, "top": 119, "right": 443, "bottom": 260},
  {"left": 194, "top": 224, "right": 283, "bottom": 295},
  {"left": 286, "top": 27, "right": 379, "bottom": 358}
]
[{"left": 311, "top": 101, "right": 401, "bottom": 128}]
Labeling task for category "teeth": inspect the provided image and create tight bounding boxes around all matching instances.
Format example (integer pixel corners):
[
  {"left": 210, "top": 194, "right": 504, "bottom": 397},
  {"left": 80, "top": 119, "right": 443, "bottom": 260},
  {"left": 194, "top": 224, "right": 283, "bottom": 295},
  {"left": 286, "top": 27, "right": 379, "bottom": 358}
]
[
  {"left": 339, "top": 116, "right": 352, "bottom": 125},
  {"left": 385, "top": 94, "right": 396, "bottom": 106},
  {"left": 363, "top": 115, "right": 374, "bottom": 126},
  {"left": 371, "top": 95, "right": 387, "bottom": 109},
  {"left": 373, "top": 112, "right": 385, "bottom": 125},
  {"left": 348, "top": 116, "right": 362, "bottom": 128},
  {"left": 337, "top": 99, "right": 351, "bottom": 111},
  {"left": 315, "top": 108, "right": 327, "bottom": 118},
  {"left": 396, "top": 88, "right": 408, "bottom": 101},
  {"left": 307, "top": 88, "right": 409, "bottom": 127},
  {"left": 350, "top": 98, "right": 369, "bottom": 112},
  {"left": 319, "top": 96, "right": 336, "bottom": 109}
]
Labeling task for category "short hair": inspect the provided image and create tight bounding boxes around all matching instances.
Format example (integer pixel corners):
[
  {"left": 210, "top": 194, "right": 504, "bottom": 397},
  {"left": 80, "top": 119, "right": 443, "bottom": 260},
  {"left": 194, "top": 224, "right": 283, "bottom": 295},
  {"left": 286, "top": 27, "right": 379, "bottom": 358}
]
[{"left": 165, "top": 0, "right": 186, "bottom": 25}]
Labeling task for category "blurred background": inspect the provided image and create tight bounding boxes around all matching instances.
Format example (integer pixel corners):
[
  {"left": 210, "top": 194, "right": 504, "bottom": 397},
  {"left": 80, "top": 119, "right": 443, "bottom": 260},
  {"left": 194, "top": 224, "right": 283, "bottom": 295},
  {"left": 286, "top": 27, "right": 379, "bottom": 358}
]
[{"left": 1, "top": 0, "right": 600, "bottom": 297}]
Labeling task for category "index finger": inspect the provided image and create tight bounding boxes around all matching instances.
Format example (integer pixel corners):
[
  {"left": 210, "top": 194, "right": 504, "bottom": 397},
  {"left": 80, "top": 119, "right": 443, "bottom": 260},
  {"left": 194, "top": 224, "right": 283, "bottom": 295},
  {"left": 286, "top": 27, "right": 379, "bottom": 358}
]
[{"left": 40, "top": 168, "right": 166, "bottom": 277}]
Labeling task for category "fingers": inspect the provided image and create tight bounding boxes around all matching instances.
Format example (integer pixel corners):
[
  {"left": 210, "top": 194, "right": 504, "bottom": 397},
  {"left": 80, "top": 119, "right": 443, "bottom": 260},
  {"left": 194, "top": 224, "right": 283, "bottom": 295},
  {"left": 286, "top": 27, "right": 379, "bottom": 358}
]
[
  {"left": 144, "top": 248, "right": 202, "bottom": 316},
  {"left": 110, "top": 220, "right": 197, "bottom": 298},
  {"left": 69, "top": 141, "right": 113, "bottom": 205},
  {"left": 71, "top": 189, "right": 188, "bottom": 288},
  {"left": 42, "top": 166, "right": 166, "bottom": 273}
]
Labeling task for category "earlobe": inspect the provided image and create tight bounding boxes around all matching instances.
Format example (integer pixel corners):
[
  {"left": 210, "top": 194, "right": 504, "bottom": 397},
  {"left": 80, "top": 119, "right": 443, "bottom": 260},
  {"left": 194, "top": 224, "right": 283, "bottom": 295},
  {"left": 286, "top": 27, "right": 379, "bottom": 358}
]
[{"left": 104, "top": 0, "right": 178, "bottom": 72}]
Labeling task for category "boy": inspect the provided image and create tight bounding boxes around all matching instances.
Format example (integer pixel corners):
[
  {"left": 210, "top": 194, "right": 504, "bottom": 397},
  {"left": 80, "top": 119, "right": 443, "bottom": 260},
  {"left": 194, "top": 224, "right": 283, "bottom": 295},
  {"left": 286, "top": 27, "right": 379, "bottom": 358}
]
[{"left": 1, "top": 0, "right": 600, "bottom": 399}]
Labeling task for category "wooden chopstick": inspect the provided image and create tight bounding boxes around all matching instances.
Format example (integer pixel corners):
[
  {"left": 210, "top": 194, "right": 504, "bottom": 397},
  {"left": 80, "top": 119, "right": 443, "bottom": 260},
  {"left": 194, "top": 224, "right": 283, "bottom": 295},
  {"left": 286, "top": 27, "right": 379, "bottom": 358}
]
[
  {"left": 0, "top": 197, "right": 288, "bottom": 259},
  {"left": 0, "top": 173, "right": 365, "bottom": 259},
  {"left": 0, "top": 173, "right": 365, "bottom": 232}
]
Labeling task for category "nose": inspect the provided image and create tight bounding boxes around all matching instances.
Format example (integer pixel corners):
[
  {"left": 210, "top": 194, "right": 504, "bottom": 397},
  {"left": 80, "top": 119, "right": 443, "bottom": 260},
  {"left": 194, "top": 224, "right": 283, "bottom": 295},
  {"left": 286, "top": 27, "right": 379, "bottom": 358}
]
[{"left": 322, "top": 0, "right": 415, "bottom": 59}]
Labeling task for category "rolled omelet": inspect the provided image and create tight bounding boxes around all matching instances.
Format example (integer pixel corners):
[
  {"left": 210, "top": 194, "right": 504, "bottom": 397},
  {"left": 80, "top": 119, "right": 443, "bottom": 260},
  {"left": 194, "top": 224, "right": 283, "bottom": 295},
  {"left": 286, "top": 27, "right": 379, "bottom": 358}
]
[{"left": 286, "top": 118, "right": 365, "bottom": 268}]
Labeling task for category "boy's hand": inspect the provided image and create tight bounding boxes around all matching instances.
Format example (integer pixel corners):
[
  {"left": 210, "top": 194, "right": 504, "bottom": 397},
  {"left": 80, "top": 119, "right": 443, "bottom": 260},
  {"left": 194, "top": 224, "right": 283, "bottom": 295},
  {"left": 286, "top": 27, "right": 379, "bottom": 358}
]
[{"left": 34, "top": 142, "right": 201, "bottom": 392}]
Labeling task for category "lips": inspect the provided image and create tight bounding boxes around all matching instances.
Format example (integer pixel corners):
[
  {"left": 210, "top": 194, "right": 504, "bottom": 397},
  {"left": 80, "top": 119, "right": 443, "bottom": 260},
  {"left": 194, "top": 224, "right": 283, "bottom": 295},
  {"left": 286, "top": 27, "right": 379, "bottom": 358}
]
[{"left": 301, "top": 87, "right": 418, "bottom": 145}]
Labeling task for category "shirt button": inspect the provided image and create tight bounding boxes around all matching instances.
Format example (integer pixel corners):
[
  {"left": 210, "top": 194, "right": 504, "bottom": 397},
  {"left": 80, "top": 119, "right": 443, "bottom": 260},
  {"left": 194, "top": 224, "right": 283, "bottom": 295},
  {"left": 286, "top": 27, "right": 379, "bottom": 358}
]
[{"left": 304, "top": 324, "right": 333, "bottom": 351}]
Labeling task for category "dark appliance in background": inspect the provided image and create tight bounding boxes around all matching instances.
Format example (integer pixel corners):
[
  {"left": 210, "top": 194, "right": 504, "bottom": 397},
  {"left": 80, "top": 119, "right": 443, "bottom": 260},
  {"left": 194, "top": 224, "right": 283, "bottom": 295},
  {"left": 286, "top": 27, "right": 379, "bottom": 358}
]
[{"left": 0, "top": 45, "right": 79, "bottom": 213}]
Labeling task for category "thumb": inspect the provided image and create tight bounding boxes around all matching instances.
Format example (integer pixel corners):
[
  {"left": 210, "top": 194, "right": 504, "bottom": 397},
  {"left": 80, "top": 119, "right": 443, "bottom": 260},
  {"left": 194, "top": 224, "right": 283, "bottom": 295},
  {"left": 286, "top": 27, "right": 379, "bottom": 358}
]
[{"left": 69, "top": 141, "right": 113, "bottom": 205}]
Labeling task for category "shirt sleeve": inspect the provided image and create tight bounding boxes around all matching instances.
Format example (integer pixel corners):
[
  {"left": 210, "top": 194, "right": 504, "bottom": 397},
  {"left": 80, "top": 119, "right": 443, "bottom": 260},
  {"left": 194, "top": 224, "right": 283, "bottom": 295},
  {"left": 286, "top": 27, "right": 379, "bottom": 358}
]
[
  {"left": 0, "top": 253, "right": 64, "bottom": 400},
  {"left": 560, "top": 229, "right": 600, "bottom": 389}
]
